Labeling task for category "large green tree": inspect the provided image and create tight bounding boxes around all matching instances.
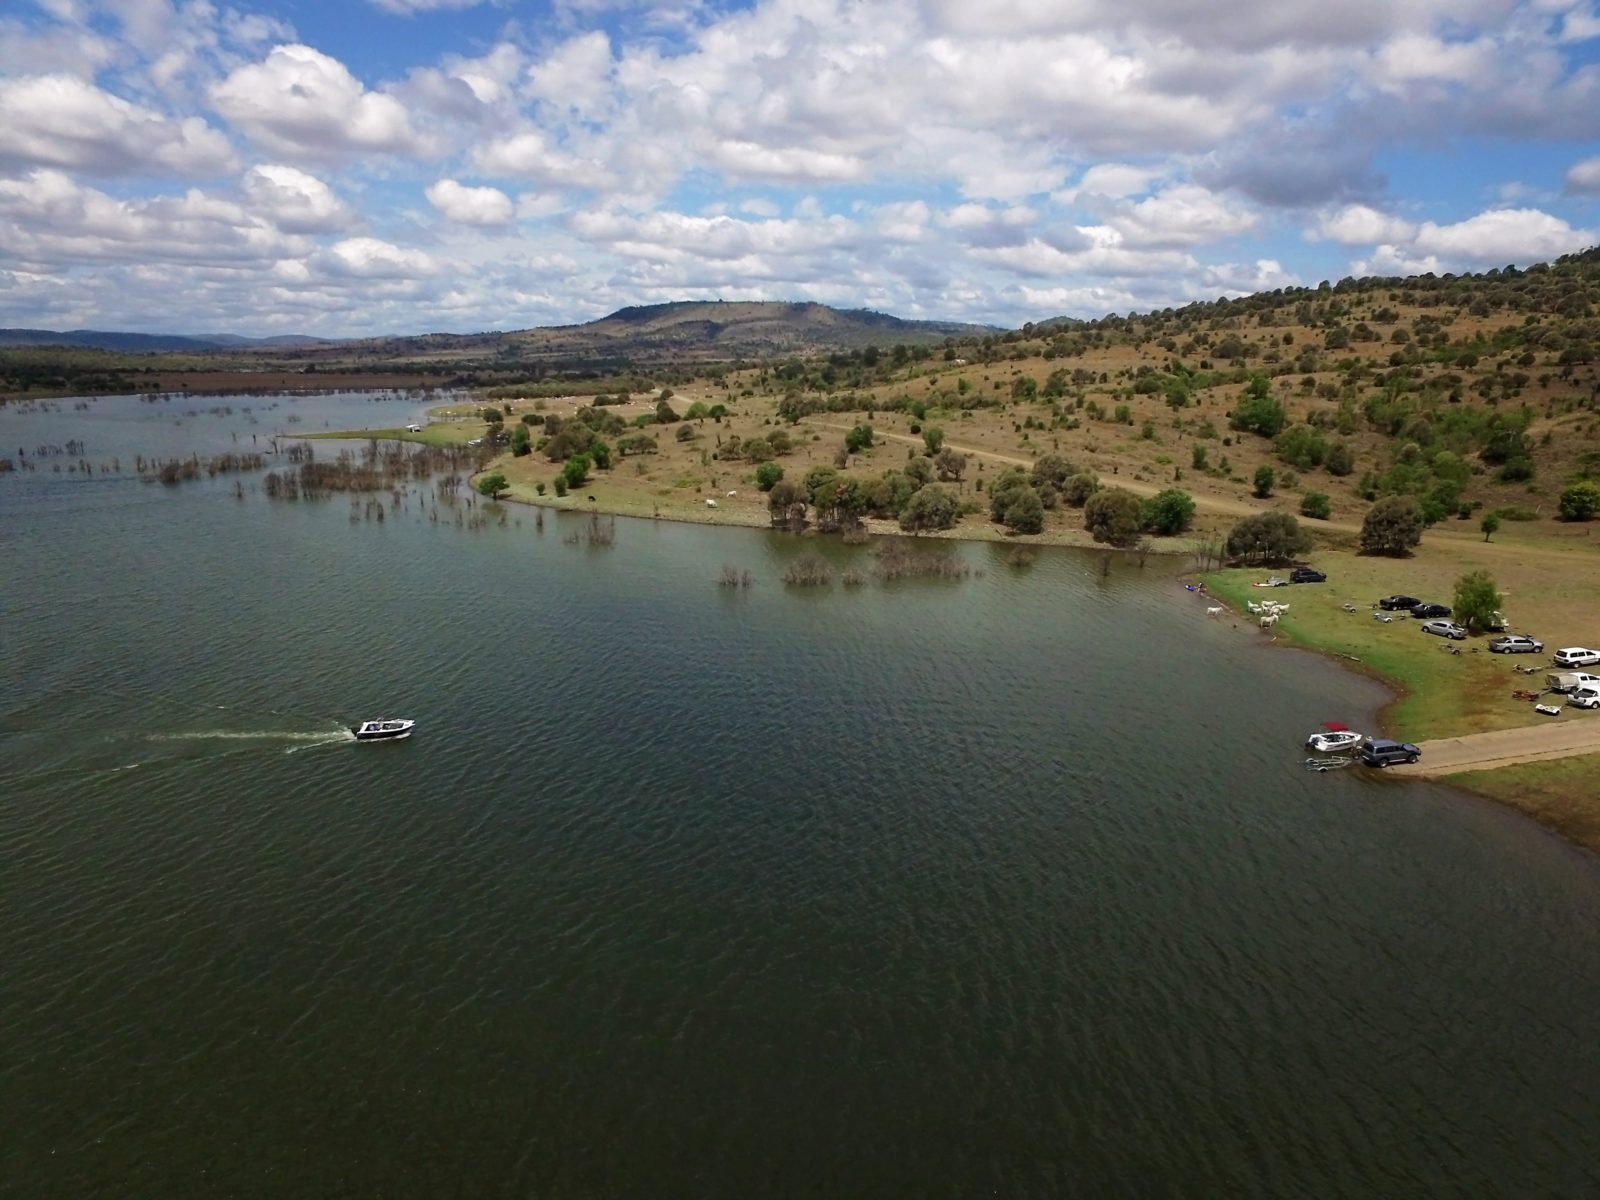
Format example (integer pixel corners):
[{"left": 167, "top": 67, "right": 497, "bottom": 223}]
[
  {"left": 475, "top": 472, "right": 508, "bottom": 500},
  {"left": 899, "top": 485, "right": 961, "bottom": 533},
  {"left": 1359, "top": 495, "right": 1424, "bottom": 556},
  {"left": 1224, "top": 511, "right": 1312, "bottom": 565},
  {"left": 1453, "top": 570, "right": 1503, "bottom": 633},
  {"left": 1083, "top": 487, "right": 1143, "bottom": 547},
  {"left": 1140, "top": 489, "right": 1196, "bottom": 536}
]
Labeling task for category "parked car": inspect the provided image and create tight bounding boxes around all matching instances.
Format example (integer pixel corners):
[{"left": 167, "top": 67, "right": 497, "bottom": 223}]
[
  {"left": 1290, "top": 567, "right": 1326, "bottom": 583},
  {"left": 1410, "top": 602, "right": 1452, "bottom": 619},
  {"left": 1379, "top": 594, "right": 1421, "bottom": 610},
  {"left": 1361, "top": 738, "right": 1421, "bottom": 767},
  {"left": 1569, "top": 687, "right": 1600, "bottom": 710},
  {"left": 1488, "top": 635, "right": 1544, "bottom": 654},
  {"left": 1420, "top": 619, "right": 1467, "bottom": 640},
  {"left": 1552, "top": 647, "right": 1600, "bottom": 667}
]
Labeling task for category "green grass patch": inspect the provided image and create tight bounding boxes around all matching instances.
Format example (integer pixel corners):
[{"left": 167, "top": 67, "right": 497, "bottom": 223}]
[
  {"left": 298, "top": 422, "right": 483, "bottom": 448},
  {"left": 1452, "top": 753, "right": 1600, "bottom": 850}
]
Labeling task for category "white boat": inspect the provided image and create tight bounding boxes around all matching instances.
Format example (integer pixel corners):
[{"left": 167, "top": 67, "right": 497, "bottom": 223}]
[
  {"left": 1306, "top": 725, "right": 1362, "bottom": 753},
  {"left": 353, "top": 719, "right": 415, "bottom": 741}
]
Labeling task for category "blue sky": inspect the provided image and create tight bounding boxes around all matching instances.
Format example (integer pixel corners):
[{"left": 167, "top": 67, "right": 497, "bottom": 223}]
[{"left": 1, "top": 0, "right": 1598, "bottom": 337}]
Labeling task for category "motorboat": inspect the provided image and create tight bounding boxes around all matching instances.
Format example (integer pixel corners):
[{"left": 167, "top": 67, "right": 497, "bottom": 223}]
[
  {"left": 1305, "top": 722, "right": 1362, "bottom": 753},
  {"left": 353, "top": 719, "right": 415, "bottom": 741}
]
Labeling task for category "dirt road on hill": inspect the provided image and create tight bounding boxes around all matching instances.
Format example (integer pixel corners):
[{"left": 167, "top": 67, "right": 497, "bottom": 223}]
[{"left": 1386, "top": 719, "right": 1600, "bottom": 776}]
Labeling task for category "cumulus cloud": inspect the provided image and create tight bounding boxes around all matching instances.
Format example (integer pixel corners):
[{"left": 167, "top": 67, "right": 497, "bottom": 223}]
[
  {"left": 0, "top": 74, "right": 234, "bottom": 176},
  {"left": 1566, "top": 155, "right": 1600, "bottom": 194},
  {"left": 211, "top": 44, "right": 428, "bottom": 161},
  {"left": 241, "top": 164, "right": 354, "bottom": 233},
  {"left": 0, "top": 169, "right": 304, "bottom": 264},
  {"left": 1410, "top": 207, "right": 1593, "bottom": 262},
  {"left": 425, "top": 179, "right": 514, "bottom": 225},
  {"left": 1106, "top": 185, "right": 1258, "bottom": 248},
  {"left": 1311, "top": 204, "right": 1417, "bottom": 245},
  {"left": 320, "top": 237, "right": 441, "bottom": 278}
]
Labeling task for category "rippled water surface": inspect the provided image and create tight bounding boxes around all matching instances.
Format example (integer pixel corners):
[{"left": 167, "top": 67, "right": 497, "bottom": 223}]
[{"left": 4, "top": 394, "right": 1599, "bottom": 1197}]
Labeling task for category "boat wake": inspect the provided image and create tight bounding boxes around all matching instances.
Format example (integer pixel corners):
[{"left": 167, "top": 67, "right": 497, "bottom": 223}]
[{"left": 151, "top": 728, "right": 358, "bottom": 752}]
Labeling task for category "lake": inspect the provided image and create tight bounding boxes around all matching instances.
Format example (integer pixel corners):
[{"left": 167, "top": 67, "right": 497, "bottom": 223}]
[{"left": 3, "top": 392, "right": 1598, "bottom": 1197}]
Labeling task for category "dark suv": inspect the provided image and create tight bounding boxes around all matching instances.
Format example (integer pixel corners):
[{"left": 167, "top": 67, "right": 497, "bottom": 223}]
[
  {"left": 1290, "top": 567, "right": 1326, "bottom": 583},
  {"left": 1361, "top": 739, "right": 1421, "bottom": 767},
  {"left": 1379, "top": 595, "right": 1420, "bottom": 610},
  {"left": 1410, "top": 602, "right": 1451, "bottom": 619}
]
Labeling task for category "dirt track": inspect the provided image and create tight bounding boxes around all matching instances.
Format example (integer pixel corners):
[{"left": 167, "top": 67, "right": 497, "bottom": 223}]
[{"left": 1387, "top": 717, "right": 1600, "bottom": 776}]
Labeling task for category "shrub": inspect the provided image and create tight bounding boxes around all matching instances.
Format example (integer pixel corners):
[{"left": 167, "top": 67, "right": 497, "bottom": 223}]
[
  {"left": 589, "top": 440, "right": 612, "bottom": 470},
  {"left": 1275, "top": 424, "right": 1327, "bottom": 470},
  {"left": 560, "top": 454, "right": 591, "bottom": 489},
  {"left": 1253, "top": 466, "right": 1276, "bottom": 498},
  {"left": 1299, "top": 491, "right": 1332, "bottom": 520},
  {"left": 782, "top": 556, "right": 834, "bottom": 586},
  {"left": 904, "top": 455, "right": 934, "bottom": 488},
  {"left": 1029, "top": 453, "right": 1074, "bottom": 491},
  {"left": 510, "top": 424, "right": 531, "bottom": 457},
  {"left": 1062, "top": 472, "right": 1099, "bottom": 507},
  {"left": 755, "top": 462, "right": 784, "bottom": 492},
  {"left": 655, "top": 398, "right": 680, "bottom": 423},
  {"left": 1083, "top": 487, "right": 1143, "bottom": 547},
  {"left": 1558, "top": 480, "right": 1600, "bottom": 521},
  {"left": 475, "top": 472, "right": 508, "bottom": 499},
  {"left": 675, "top": 424, "right": 696, "bottom": 442},
  {"left": 922, "top": 426, "right": 945, "bottom": 454},
  {"left": 1000, "top": 486, "right": 1044, "bottom": 534},
  {"left": 1229, "top": 374, "right": 1287, "bottom": 438},
  {"left": 1140, "top": 489, "right": 1195, "bottom": 536},
  {"left": 844, "top": 423, "right": 874, "bottom": 453},
  {"left": 553, "top": 476, "right": 567, "bottom": 497},
  {"left": 1359, "top": 495, "right": 1424, "bottom": 556}
]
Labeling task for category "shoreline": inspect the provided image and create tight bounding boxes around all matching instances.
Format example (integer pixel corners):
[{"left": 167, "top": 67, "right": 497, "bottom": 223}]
[{"left": 1198, "top": 568, "right": 1600, "bottom": 854}]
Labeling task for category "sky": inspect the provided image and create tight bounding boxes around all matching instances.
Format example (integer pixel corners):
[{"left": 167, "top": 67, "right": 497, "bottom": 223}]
[{"left": 2, "top": 0, "right": 1599, "bottom": 337}]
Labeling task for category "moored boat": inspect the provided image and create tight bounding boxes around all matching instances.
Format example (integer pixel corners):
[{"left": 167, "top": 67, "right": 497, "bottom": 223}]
[
  {"left": 353, "top": 719, "right": 415, "bottom": 741},
  {"left": 1305, "top": 722, "right": 1362, "bottom": 754}
]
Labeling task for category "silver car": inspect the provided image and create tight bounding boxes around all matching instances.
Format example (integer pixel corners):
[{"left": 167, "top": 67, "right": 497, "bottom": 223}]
[
  {"left": 1421, "top": 619, "right": 1467, "bottom": 640},
  {"left": 1488, "top": 635, "right": 1544, "bottom": 654}
]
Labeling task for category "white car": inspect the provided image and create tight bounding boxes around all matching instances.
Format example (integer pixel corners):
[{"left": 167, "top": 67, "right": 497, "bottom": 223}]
[
  {"left": 1420, "top": 619, "right": 1467, "bottom": 640},
  {"left": 1570, "top": 688, "right": 1600, "bottom": 709},
  {"left": 1552, "top": 647, "right": 1600, "bottom": 667}
]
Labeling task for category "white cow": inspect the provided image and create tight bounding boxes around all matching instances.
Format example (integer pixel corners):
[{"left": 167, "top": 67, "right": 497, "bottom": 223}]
[
  {"left": 705, "top": 498, "right": 718, "bottom": 508},
  {"left": 1206, "top": 606, "right": 1223, "bottom": 617},
  {"left": 726, "top": 490, "right": 737, "bottom": 497}
]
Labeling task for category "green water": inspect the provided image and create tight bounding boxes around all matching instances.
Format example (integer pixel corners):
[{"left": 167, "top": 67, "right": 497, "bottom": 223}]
[{"left": 3, "top": 394, "right": 1598, "bottom": 1197}]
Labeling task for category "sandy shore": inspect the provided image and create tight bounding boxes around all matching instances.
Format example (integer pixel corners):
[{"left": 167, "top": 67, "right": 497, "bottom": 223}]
[{"left": 1387, "top": 720, "right": 1600, "bottom": 776}]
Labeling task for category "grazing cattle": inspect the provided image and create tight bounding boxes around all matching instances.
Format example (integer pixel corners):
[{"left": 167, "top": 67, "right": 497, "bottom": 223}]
[
  {"left": 587, "top": 495, "right": 596, "bottom": 502},
  {"left": 1206, "top": 606, "right": 1223, "bottom": 617},
  {"left": 1259, "top": 613, "right": 1279, "bottom": 628},
  {"left": 705, "top": 498, "right": 718, "bottom": 508},
  {"left": 727, "top": 490, "right": 737, "bottom": 497}
]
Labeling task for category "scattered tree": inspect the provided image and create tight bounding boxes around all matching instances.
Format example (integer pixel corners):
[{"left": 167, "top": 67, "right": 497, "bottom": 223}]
[
  {"left": 1558, "top": 480, "right": 1600, "bottom": 521},
  {"left": 899, "top": 484, "right": 961, "bottom": 533},
  {"left": 1061, "top": 473, "right": 1099, "bottom": 507},
  {"left": 560, "top": 453, "right": 591, "bottom": 490},
  {"left": 1224, "top": 511, "right": 1312, "bottom": 565},
  {"left": 755, "top": 462, "right": 784, "bottom": 492},
  {"left": 1480, "top": 513, "right": 1500, "bottom": 542},
  {"left": 1253, "top": 465, "right": 1276, "bottom": 498},
  {"left": 1140, "top": 488, "right": 1196, "bottom": 536},
  {"left": 1359, "top": 495, "right": 1424, "bottom": 556},
  {"left": 935, "top": 447, "right": 968, "bottom": 482},
  {"left": 1300, "top": 491, "right": 1331, "bottom": 520},
  {"left": 476, "top": 472, "right": 508, "bottom": 500},
  {"left": 844, "top": 423, "right": 875, "bottom": 453},
  {"left": 1083, "top": 486, "right": 1143, "bottom": 547},
  {"left": 922, "top": 426, "right": 945, "bottom": 454},
  {"left": 1229, "top": 374, "right": 1288, "bottom": 438},
  {"left": 1454, "top": 570, "right": 1504, "bottom": 633},
  {"left": 510, "top": 424, "right": 531, "bottom": 457}
]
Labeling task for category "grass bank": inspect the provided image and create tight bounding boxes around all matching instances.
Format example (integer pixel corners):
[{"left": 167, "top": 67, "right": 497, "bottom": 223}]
[
  {"left": 1451, "top": 754, "right": 1600, "bottom": 850},
  {"left": 298, "top": 421, "right": 485, "bottom": 448}
]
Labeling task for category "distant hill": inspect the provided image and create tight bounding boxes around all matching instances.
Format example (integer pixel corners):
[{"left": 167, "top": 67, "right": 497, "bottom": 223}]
[
  {"left": 0, "top": 328, "right": 334, "bottom": 352},
  {"left": 343, "top": 301, "right": 998, "bottom": 366}
]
